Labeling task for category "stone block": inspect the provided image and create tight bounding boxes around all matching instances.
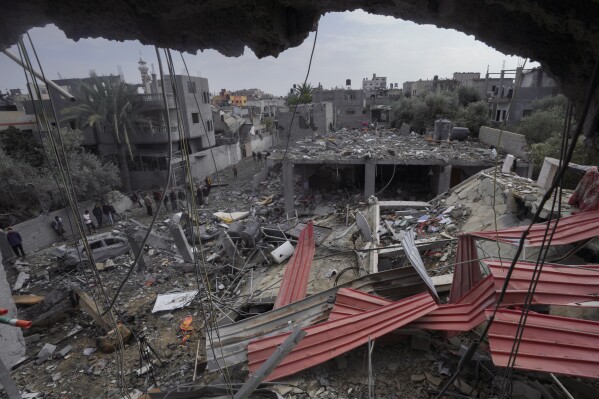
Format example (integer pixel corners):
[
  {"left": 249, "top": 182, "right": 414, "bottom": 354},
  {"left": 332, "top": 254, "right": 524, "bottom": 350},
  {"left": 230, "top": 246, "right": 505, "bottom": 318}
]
[
  {"left": 58, "top": 345, "right": 72, "bottom": 358},
  {"left": 35, "top": 343, "right": 56, "bottom": 364}
]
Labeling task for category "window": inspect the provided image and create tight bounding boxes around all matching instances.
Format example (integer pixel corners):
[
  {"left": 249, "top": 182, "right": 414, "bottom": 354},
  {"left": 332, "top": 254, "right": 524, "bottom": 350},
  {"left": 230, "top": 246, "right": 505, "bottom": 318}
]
[
  {"left": 187, "top": 81, "right": 197, "bottom": 93},
  {"left": 501, "top": 110, "right": 507, "bottom": 120},
  {"left": 206, "top": 120, "right": 213, "bottom": 131},
  {"left": 346, "top": 110, "right": 356, "bottom": 115},
  {"left": 496, "top": 110, "right": 501, "bottom": 121},
  {"left": 104, "top": 238, "right": 122, "bottom": 246},
  {"left": 192, "top": 113, "right": 199, "bottom": 123},
  {"left": 202, "top": 91, "right": 209, "bottom": 104},
  {"left": 89, "top": 241, "right": 103, "bottom": 250}
]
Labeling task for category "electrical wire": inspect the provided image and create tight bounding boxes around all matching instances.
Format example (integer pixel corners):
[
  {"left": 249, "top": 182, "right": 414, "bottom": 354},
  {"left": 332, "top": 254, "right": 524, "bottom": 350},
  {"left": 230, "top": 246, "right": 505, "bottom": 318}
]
[
  {"left": 19, "top": 34, "right": 130, "bottom": 394},
  {"left": 279, "top": 26, "right": 319, "bottom": 164},
  {"left": 435, "top": 58, "right": 599, "bottom": 399},
  {"left": 101, "top": 46, "right": 174, "bottom": 316}
]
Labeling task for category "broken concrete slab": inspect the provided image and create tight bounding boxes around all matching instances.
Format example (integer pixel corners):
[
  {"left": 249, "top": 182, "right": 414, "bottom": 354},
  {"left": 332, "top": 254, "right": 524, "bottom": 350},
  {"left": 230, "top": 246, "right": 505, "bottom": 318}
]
[
  {"left": 35, "top": 343, "right": 56, "bottom": 364},
  {"left": 170, "top": 223, "right": 194, "bottom": 263},
  {"left": 152, "top": 290, "right": 198, "bottom": 313},
  {"left": 378, "top": 201, "right": 430, "bottom": 210}
]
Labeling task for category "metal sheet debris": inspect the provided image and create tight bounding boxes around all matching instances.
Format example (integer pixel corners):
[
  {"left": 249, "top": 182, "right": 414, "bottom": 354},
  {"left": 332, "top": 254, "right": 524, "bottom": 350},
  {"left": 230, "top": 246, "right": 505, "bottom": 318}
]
[
  {"left": 247, "top": 293, "right": 438, "bottom": 381},
  {"left": 487, "top": 309, "right": 599, "bottom": 379},
  {"left": 273, "top": 222, "right": 315, "bottom": 309},
  {"left": 152, "top": 291, "right": 198, "bottom": 313},
  {"left": 284, "top": 222, "right": 332, "bottom": 246},
  {"left": 401, "top": 229, "right": 439, "bottom": 301}
]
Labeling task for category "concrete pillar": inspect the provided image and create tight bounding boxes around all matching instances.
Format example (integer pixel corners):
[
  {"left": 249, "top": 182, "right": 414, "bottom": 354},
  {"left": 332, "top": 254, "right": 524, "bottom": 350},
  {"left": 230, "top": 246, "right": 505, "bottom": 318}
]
[
  {"left": 170, "top": 223, "right": 194, "bottom": 263},
  {"left": 283, "top": 162, "right": 295, "bottom": 213},
  {"left": 364, "top": 162, "right": 376, "bottom": 199},
  {"left": 125, "top": 230, "right": 148, "bottom": 273},
  {"left": 435, "top": 165, "right": 452, "bottom": 195}
]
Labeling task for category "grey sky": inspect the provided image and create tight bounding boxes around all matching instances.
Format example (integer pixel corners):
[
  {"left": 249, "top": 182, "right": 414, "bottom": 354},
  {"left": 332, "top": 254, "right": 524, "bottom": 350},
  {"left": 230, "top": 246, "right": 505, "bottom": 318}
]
[{"left": 0, "top": 10, "right": 536, "bottom": 97}]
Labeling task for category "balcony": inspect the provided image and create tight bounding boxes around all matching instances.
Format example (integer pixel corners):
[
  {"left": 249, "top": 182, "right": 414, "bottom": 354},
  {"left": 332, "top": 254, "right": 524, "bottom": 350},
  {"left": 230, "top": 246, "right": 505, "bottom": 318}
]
[
  {"left": 138, "top": 92, "right": 175, "bottom": 109},
  {"left": 130, "top": 124, "right": 180, "bottom": 144}
]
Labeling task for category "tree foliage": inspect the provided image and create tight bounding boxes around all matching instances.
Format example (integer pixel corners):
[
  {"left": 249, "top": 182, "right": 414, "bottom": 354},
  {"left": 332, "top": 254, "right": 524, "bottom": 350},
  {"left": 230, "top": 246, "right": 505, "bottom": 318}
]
[
  {"left": 0, "top": 127, "right": 120, "bottom": 219},
  {"left": 457, "top": 85, "right": 481, "bottom": 107},
  {"left": 391, "top": 91, "right": 462, "bottom": 133},
  {"left": 454, "top": 101, "right": 490, "bottom": 135},
  {"left": 63, "top": 73, "right": 147, "bottom": 191},
  {"left": 516, "top": 108, "right": 566, "bottom": 144},
  {"left": 286, "top": 82, "right": 313, "bottom": 105}
]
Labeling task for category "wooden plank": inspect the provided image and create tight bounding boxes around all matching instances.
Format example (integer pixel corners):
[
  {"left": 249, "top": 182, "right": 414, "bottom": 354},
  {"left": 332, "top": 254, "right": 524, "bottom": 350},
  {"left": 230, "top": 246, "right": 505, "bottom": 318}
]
[
  {"left": 76, "top": 291, "right": 113, "bottom": 333},
  {"left": 12, "top": 295, "right": 44, "bottom": 306}
]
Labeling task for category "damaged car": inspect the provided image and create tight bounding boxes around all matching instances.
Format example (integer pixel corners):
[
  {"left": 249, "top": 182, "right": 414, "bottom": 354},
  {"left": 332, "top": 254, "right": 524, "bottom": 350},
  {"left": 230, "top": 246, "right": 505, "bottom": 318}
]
[{"left": 54, "top": 232, "right": 131, "bottom": 271}]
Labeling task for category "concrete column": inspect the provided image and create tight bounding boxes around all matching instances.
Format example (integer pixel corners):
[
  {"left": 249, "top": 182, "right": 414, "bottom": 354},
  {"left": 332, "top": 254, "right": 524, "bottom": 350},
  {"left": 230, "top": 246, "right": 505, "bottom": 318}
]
[
  {"left": 435, "top": 165, "right": 452, "bottom": 195},
  {"left": 170, "top": 223, "right": 194, "bottom": 263},
  {"left": 364, "top": 162, "right": 376, "bottom": 199},
  {"left": 125, "top": 230, "right": 148, "bottom": 273},
  {"left": 283, "top": 162, "right": 295, "bottom": 213}
]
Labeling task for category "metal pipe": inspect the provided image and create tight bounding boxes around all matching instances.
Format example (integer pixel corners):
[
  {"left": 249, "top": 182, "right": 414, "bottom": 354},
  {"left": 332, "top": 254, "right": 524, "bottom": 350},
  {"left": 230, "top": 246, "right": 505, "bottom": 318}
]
[
  {"left": 550, "top": 373, "right": 575, "bottom": 399},
  {"left": 2, "top": 48, "right": 76, "bottom": 102},
  {"left": 0, "top": 316, "right": 32, "bottom": 329}
]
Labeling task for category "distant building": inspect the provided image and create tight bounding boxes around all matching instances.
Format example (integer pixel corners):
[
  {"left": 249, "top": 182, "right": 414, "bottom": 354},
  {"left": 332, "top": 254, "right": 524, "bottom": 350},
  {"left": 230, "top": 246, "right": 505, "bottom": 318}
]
[
  {"left": 276, "top": 102, "right": 333, "bottom": 139},
  {"left": 453, "top": 72, "right": 481, "bottom": 87},
  {"left": 403, "top": 76, "right": 457, "bottom": 97},
  {"left": 312, "top": 87, "right": 366, "bottom": 129},
  {"left": 212, "top": 89, "right": 247, "bottom": 107},
  {"left": 363, "top": 74, "right": 387, "bottom": 92}
]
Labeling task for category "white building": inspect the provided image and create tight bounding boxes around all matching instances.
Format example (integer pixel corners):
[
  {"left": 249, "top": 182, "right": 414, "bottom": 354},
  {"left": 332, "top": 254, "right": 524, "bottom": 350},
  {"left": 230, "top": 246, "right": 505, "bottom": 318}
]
[{"left": 363, "top": 73, "right": 387, "bottom": 92}]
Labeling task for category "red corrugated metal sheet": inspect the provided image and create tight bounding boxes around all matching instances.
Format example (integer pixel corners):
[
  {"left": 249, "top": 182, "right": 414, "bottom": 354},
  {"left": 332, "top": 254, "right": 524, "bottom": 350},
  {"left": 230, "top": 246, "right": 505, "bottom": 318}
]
[
  {"left": 248, "top": 293, "right": 438, "bottom": 381},
  {"left": 470, "top": 211, "right": 599, "bottom": 247},
  {"left": 273, "top": 222, "right": 315, "bottom": 309},
  {"left": 411, "top": 275, "right": 495, "bottom": 331},
  {"left": 486, "top": 309, "right": 599, "bottom": 379},
  {"left": 328, "top": 288, "right": 391, "bottom": 321},
  {"left": 449, "top": 235, "right": 483, "bottom": 303},
  {"left": 330, "top": 277, "right": 495, "bottom": 332},
  {"left": 487, "top": 260, "right": 599, "bottom": 306}
]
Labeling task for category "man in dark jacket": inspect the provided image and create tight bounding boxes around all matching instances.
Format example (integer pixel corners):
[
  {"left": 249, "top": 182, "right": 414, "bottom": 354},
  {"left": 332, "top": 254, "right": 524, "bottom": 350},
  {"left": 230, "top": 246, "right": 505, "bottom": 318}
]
[
  {"left": 169, "top": 190, "right": 178, "bottom": 211},
  {"left": 102, "top": 203, "right": 114, "bottom": 226},
  {"left": 6, "top": 227, "right": 25, "bottom": 258},
  {"left": 92, "top": 204, "right": 103, "bottom": 229}
]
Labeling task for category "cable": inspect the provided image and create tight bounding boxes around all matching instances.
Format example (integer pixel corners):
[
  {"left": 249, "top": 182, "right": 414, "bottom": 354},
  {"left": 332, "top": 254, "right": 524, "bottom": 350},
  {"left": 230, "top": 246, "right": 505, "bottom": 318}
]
[
  {"left": 279, "top": 26, "right": 319, "bottom": 164},
  {"left": 374, "top": 163, "right": 397, "bottom": 196},
  {"left": 101, "top": 46, "right": 174, "bottom": 316},
  {"left": 435, "top": 58, "right": 599, "bottom": 399}
]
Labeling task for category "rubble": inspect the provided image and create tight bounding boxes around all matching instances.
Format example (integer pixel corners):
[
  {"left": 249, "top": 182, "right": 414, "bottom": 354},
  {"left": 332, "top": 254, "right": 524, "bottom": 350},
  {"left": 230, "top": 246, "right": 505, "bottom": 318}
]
[{"left": 4, "top": 154, "right": 599, "bottom": 399}]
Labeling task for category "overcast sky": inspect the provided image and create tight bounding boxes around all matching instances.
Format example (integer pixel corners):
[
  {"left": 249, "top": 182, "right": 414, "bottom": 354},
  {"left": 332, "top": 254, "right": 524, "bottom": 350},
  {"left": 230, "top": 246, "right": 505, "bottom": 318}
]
[{"left": 0, "top": 10, "right": 535, "bottom": 97}]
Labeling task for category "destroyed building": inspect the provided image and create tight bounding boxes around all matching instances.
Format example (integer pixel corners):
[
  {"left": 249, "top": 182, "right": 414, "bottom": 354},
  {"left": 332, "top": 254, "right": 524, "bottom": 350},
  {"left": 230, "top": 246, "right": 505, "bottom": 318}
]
[{"left": 3, "top": 1, "right": 599, "bottom": 399}]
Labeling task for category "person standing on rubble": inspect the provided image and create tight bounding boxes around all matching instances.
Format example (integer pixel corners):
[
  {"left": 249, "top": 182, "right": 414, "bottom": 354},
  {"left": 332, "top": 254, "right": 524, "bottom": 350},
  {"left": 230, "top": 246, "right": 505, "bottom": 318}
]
[
  {"left": 169, "top": 190, "right": 178, "bottom": 211},
  {"left": 102, "top": 202, "right": 114, "bottom": 226},
  {"left": 144, "top": 193, "right": 153, "bottom": 216},
  {"left": 177, "top": 189, "right": 186, "bottom": 209},
  {"left": 83, "top": 210, "right": 96, "bottom": 234},
  {"left": 52, "top": 216, "right": 66, "bottom": 239},
  {"left": 264, "top": 151, "right": 271, "bottom": 163},
  {"left": 92, "top": 203, "right": 103, "bottom": 229},
  {"left": 6, "top": 227, "right": 25, "bottom": 258},
  {"left": 252, "top": 151, "right": 257, "bottom": 162},
  {"left": 163, "top": 192, "right": 170, "bottom": 211},
  {"left": 232, "top": 164, "right": 238, "bottom": 179},
  {"left": 257, "top": 151, "right": 263, "bottom": 162}
]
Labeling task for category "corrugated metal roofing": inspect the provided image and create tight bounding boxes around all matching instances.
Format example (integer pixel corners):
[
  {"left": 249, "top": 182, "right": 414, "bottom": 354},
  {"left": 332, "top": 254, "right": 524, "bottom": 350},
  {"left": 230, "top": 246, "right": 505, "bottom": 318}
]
[
  {"left": 449, "top": 234, "right": 483, "bottom": 303},
  {"left": 329, "top": 276, "right": 495, "bottom": 332},
  {"left": 487, "top": 260, "right": 599, "bottom": 306},
  {"left": 207, "top": 266, "right": 427, "bottom": 370},
  {"left": 247, "top": 293, "right": 438, "bottom": 381},
  {"left": 469, "top": 210, "right": 599, "bottom": 247},
  {"left": 273, "top": 222, "right": 315, "bottom": 309},
  {"left": 486, "top": 309, "right": 599, "bottom": 379}
]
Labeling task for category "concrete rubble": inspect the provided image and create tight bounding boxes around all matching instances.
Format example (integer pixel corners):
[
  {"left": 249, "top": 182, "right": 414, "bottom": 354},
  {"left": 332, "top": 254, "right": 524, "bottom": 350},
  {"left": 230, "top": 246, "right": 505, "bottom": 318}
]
[{"left": 2, "top": 151, "right": 599, "bottom": 399}]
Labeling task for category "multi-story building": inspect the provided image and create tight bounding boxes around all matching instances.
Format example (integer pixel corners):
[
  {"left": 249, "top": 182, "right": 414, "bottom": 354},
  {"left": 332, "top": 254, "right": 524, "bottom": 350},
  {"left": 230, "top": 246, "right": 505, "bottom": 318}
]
[
  {"left": 212, "top": 89, "right": 247, "bottom": 107},
  {"left": 362, "top": 74, "right": 387, "bottom": 93},
  {"left": 312, "top": 87, "right": 366, "bottom": 129}
]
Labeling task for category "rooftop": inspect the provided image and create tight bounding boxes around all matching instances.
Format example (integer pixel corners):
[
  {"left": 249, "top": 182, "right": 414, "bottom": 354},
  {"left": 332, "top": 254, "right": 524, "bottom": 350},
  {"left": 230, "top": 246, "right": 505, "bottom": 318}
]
[{"left": 273, "top": 129, "right": 502, "bottom": 166}]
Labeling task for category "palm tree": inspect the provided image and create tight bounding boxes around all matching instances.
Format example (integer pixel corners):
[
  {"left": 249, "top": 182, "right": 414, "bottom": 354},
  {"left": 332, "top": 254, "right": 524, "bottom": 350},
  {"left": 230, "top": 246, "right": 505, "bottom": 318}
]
[
  {"left": 63, "top": 73, "right": 147, "bottom": 192},
  {"left": 286, "top": 82, "right": 313, "bottom": 105}
]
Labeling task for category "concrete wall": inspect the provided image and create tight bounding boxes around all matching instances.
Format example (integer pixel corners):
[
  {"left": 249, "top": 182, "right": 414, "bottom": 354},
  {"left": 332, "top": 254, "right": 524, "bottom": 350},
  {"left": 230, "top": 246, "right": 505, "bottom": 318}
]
[
  {"left": 0, "top": 205, "right": 88, "bottom": 259},
  {"left": 479, "top": 126, "right": 530, "bottom": 161},
  {"left": 508, "top": 86, "right": 558, "bottom": 123},
  {"left": 190, "top": 143, "right": 241, "bottom": 180},
  {"left": 277, "top": 103, "right": 332, "bottom": 139},
  {"left": 243, "top": 131, "right": 279, "bottom": 157}
]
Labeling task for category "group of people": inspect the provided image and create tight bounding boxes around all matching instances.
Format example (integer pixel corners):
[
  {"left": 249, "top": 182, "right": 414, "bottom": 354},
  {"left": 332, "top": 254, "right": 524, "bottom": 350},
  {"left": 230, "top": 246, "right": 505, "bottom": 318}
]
[
  {"left": 252, "top": 151, "right": 270, "bottom": 163},
  {"left": 82, "top": 201, "right": 117, "bottom": 234}
]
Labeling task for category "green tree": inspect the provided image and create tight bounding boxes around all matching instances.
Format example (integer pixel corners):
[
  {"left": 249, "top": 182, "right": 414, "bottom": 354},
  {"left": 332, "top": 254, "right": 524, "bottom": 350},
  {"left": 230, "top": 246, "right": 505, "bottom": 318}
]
[
  {"left": 455, "top": 100, "right": 490, "bottom": 137},
  {"left": 63, "top": 73, "right": 147, "bottom": 191},
  {"left": 0, "top": 128, "right": 120, "bottom": 219},
  {"left": 0, "top": 126, "right": 45, "bottom": 167},
  {"left": 286, "top": 83, "right": 313, "bottom": 105},
  {"left": 516, "top": 107, "right": 565, "bottom": 144},
  {"left": 457, "top": 85, "right": 481, "bottom": 107}
]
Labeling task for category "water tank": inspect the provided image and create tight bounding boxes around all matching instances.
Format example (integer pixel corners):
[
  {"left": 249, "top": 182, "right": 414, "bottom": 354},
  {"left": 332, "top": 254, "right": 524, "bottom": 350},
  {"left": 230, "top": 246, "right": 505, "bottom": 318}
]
[
  {"left": 450, "top": 127, "right": 470, "bottom": 141},
  {"left": 346, "top": 79, "right": 351, "bottom": 87},
  {"left": 434, "top": 119, "right": 452, "bottom": 141}
]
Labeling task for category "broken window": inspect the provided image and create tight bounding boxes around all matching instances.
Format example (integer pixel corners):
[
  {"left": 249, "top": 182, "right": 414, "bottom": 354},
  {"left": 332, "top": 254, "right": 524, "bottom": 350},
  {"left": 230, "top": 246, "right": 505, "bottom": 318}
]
[
  {"left": 89, "top": 241, "right": 103, "bottom": 250},
  {"left": 187, "top": 81, "right": 197, "bottom": 93},
  {"left": 104, "top": 238, "right": 122, "bottom": 246},
  {"left": 192, "top": 112, "right": 199, "bottom": 123},
  {"left": 202, "top": 92, "right": 210, "bottom": 103},
  {"left": 206, "top": 120, "right": 213, "bottom": 131}
]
